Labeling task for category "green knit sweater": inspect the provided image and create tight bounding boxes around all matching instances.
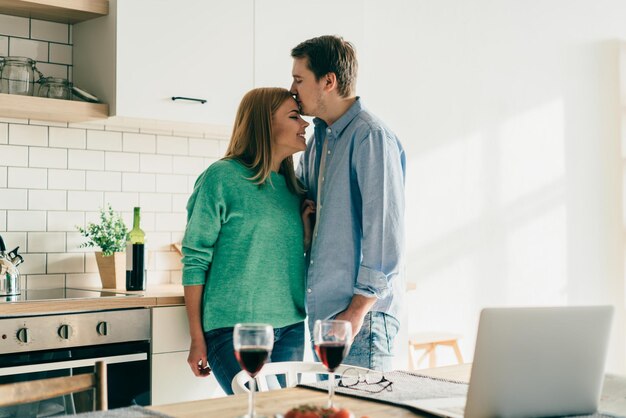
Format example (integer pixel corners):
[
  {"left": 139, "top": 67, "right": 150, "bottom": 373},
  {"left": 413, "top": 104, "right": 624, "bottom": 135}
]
[{"left": 181, "top": 159, "right": 306, "bottom": 331}]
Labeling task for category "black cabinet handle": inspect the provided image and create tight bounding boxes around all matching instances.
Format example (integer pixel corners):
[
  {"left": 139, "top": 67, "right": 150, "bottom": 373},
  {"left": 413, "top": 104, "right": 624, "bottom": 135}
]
[{"left": 171, "top": 96, "right": 207, "bottom": 104}]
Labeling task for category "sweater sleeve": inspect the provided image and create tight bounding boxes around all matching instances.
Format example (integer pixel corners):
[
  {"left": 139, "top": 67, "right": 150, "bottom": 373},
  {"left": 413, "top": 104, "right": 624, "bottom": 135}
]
[{"left": 181, "top": 167, "right": 226, "bottom": 286}]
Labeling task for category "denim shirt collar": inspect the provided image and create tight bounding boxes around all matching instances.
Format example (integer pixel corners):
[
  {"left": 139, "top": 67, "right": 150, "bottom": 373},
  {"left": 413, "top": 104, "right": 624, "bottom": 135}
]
[{"left": 313, "top": 97, "right": 362, "bottom": 138}]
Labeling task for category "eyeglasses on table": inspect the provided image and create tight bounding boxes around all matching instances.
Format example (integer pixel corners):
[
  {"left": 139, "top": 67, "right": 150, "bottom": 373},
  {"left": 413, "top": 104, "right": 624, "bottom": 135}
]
[{"left": 337, "top": 367, "right": 393, "bottom": 394}]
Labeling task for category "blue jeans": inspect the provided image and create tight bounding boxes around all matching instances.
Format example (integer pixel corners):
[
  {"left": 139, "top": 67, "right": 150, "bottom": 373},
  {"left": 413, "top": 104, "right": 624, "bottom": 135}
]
[
  {"left": 205, "top": 321, "right": 305, "bottom": 395},
  {"left": 313, "top": 312, "right": 399, "bottom": 372}
]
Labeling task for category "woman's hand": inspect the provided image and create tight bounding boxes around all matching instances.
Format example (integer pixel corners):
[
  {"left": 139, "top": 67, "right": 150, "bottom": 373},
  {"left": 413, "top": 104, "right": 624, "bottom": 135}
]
[
  {"left": 301, "top": 199, "right": 316, "bottom": 252},
  {"left": 184, "top": 285, "right": 211, "bottom": 377},
  {"left": 187, "top": 338, "right": 212, "bottom": 377}
]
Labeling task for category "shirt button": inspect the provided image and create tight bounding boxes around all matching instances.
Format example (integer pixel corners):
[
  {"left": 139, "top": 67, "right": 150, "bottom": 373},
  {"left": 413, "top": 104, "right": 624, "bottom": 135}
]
[
  {"left": 326, "top": 128, "right": 331, "bottom": 134},
  {"left": 327, "top": 149, "right": 331, "bottom": 154},
  {"left": 321, "top": 176, "right": 325, "bottom": 182},
  {"left": 307, "top": 288, "right": 312, "bottom": 294},
  {"left": 310, "top": 260, "right": 314, "bottom": 265}
]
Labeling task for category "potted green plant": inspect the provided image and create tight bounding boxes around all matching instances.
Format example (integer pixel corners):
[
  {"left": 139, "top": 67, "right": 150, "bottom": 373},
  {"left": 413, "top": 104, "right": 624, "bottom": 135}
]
[{"left": 77, "top": 205, "right": 128, "bottom": 289}]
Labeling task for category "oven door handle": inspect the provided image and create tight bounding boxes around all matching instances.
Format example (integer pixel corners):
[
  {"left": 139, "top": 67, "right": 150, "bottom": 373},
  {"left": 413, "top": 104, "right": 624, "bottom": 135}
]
[{"left": 0, "top": 353, "right": 147, "bottom": 376}]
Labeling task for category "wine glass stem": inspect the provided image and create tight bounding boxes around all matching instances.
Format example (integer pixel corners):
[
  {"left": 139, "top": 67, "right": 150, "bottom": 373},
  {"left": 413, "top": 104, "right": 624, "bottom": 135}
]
[
  {"left": 328, "top": 372, "right": 335, "bottom": 408},
  {"left": 248, "top": 377, "right": 256, "bottom": 418}
]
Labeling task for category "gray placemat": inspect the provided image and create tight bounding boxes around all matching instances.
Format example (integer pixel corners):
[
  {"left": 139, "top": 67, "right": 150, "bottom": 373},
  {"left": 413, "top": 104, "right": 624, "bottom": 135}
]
[
  {"left": 73, "top": 405, "right": 173, "bottom": 418},
  {"left": 299, "top": 370, "right": 622, "bottom": 418}
]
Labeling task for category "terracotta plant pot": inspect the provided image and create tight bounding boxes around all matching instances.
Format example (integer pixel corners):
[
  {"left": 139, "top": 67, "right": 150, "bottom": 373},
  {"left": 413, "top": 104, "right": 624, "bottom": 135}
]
[{"left": 94, "top": 251, "right": 126, "bottom": 289}]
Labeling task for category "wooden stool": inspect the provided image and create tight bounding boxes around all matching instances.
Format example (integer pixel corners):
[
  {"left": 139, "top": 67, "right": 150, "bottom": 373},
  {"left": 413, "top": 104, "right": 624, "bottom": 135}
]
[{"left": 408, "top": 332, "right": 463, "bottom": 370}]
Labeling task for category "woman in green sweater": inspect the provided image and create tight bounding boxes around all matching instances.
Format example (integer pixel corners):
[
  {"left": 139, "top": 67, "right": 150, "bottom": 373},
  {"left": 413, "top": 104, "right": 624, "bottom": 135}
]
[{"left": 181, "top": 87, "right": 312, "bottom": 394}]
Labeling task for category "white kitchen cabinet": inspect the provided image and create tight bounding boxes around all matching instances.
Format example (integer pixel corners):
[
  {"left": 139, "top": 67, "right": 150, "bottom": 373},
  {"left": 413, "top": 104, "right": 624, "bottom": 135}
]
[
  {"left": 151, "top": 306, "right": 223, "bottom": 405},
  {"left": 74, "top": 0, "right": 253, "bottom": 131},
  {"left": 152, "top": 305, "right": 191, "bottom": 354},
  {"left": 253, "top": 0, "right": 365, "bottom": 89}
]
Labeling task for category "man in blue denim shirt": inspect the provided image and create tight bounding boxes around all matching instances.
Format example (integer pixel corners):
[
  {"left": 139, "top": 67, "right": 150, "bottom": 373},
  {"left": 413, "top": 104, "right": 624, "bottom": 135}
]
[{"left": 290, "top": 35, "right": 406, "bottom": 371}]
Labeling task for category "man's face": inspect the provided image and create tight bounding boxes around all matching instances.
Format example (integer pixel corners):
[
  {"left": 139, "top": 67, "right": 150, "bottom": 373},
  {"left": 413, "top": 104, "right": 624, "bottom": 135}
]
[{"left": 290, "top": 57, "right": 325, "bottom": 117}]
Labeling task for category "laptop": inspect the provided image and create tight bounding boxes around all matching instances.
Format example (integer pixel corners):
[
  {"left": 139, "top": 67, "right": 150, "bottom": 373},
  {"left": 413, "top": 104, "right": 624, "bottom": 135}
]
[{"left": 406, "top": 305, "right": 614, "bottom": 418}]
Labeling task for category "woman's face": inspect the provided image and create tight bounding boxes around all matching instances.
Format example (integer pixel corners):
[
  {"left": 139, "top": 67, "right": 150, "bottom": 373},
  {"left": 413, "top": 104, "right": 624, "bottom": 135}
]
[{"left": 272, "top": 97, "right": 309, "bottom": 157}]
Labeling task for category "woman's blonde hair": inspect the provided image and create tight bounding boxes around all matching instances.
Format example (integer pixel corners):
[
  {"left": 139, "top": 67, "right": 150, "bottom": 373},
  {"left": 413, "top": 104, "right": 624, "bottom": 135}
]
[{"left": 225, "top": 87, "right": 305, "bottom": 195}]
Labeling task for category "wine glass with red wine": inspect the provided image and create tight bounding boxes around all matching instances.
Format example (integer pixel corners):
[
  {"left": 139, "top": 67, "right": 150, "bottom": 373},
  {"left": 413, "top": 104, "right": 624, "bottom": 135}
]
[
  {"left": 313, "top": 319, "right": 352, "bottom": 408},
  {"left": 234, "top": 323, "right": 274, "bottom": 418}
]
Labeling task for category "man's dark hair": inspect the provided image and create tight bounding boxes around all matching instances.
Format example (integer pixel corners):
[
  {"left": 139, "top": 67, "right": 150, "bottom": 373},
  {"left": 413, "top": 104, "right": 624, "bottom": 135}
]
[{"left": 291, "top": 35, "right": 358, "bottom": 98}]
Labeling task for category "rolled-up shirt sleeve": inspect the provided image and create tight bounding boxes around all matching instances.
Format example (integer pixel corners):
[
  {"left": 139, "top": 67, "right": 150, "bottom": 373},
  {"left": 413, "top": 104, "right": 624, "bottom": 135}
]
[
  {"left": 181, "top": 169, "right": 225, "bottom": 286},
  {"left": 353, "top": 129, "right": 406, "bottom": 299}
]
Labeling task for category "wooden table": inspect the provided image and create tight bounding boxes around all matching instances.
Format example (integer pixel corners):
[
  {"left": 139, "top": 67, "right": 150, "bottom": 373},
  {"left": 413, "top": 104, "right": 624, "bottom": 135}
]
[{"left": 149, "top": 365, "right": 472, "bottom": 418}]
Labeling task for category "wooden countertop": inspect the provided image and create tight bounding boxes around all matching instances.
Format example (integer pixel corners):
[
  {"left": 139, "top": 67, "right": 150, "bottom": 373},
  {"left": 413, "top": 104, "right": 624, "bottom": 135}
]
[{"left": 0, "top": 284, "right": 184, "bottom": 316}]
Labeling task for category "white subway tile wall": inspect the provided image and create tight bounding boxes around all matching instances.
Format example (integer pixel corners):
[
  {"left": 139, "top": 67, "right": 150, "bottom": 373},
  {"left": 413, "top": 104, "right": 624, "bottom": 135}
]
[
  {"left": 0, "top": 13, "right": 228, "bottom": 289},
  {"left": 49, "top": 43, "right": 71, "bottom": 65},
  {"left": 1, "top": 14, "right": 71, "bottom": 81},
  {"left": 0, "top": 124, "right": 8, "bottom": 144},
  {"left": 2, "top": 231, "right": 26, "bottom": 250},
  {"left": 49, "top": 127, "right": 86, "bottom": 149},
  {"left": 30, "top": 147, "right": 67, "bottom": 168},
  {"left": 10, "top": 38, "right": 48, "bottom": 61},
  {"left": 0, "top": 145, "right": 28, "bottom": 166},
  {"left": 30, "top": 119, "right": 68, "bottom": 128},
  {"left": 28, "top": 190, "right": 67, "bottom": 210},
  {"left": 30, "top": 20, "right": 68, "bottom": 44},
  {"left": 10, "top": 124, "right": 48, "bottom": 147},
  {"left": 49, "top": 169, "right": 86, "bottom": 190},
  {"left": 123, "top": 133, "right": 157, "bottom": 153},
  {"left": 0, "top": 166, "right": 7, "bottom": 187},
  {"left": 0, "top": 36, "right": 9, "bottom": 56},
  {"left": 0, "top": 189, "right": 27, "bottom": 209},
  {"left": 8, "top": 167, "right": 47, "bottom": 189},
  {"left": 0, "top": 119, "right": 225, "bottom": 288},
  {"left": 0, "top": 15, "right": 29, "bottom": 38},
  {"left": 87, "top": 130, "right": 123, "bottom": 151}
]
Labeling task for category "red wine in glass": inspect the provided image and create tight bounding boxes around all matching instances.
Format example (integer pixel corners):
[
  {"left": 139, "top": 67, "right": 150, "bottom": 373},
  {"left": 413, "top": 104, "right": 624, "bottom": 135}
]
[
  {"left": 235, "top": 347, "right": 270, "bottom": 377},
  {"left": 233, "top": 323, "right": 273, "bottom": 418},
  {"left": 313, "top": 320, "right": 352, "bottom": 408},
  {"left": 317, "top": 342, "right": 347, "bottom": 372}
]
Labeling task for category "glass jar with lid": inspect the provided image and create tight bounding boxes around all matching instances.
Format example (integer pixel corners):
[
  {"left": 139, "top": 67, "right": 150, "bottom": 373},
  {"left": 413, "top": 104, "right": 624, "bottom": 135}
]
[
  {"left": 0, "top": 57, "right": 38, "bottom": 96},
  {"left": 38, "top": 77, "right": 73, "bottom": 100}
]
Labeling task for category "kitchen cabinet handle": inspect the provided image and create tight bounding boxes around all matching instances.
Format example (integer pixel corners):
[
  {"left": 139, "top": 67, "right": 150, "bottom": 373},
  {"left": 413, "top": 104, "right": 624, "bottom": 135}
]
[{"left": 171, "top": 96, "right": 207, "bottom": 104}]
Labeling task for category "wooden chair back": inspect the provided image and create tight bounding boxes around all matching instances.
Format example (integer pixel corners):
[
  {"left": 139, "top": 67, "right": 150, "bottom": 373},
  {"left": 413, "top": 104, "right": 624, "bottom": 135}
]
[{"left": 0, "top": 361, "right": 108, "bottom": 411}]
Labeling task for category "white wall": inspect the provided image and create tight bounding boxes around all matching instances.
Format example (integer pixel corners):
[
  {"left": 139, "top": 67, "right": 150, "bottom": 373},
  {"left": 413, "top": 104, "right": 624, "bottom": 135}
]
[{"left": 357, "top": 0, "right": 625, "bottom": 373}]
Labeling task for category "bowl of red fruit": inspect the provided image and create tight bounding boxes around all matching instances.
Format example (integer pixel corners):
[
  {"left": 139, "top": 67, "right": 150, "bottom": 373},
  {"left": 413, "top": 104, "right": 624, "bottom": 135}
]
[{"left": 283, "top": 405, "right": 355, "bottom": 418}]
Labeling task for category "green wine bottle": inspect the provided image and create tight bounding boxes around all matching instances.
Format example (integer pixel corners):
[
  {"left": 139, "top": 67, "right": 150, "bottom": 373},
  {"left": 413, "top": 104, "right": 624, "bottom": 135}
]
[{"left": 126, "top": 207, "right": 146, "bottom": 291}]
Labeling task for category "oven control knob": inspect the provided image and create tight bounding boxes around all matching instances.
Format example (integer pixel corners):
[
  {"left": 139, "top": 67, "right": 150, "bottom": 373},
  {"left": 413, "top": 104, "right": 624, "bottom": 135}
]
[
  {"left": 16, "top": 327, "right": 30, "bottom": 343},
  {"left": 96, "top": 321, "right": 108, "bottom": 336},
  {"left": 58, "top": 324, "right": 73, "bottom": 340}
]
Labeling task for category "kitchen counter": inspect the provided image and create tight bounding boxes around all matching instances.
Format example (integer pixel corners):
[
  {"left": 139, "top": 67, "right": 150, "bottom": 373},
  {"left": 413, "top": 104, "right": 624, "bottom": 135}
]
[{"left": 0, "top": 284, "right": 184, "bottom": 316}]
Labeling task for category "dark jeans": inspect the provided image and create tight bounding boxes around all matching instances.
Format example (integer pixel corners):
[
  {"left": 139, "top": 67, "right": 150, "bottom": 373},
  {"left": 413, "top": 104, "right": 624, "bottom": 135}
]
[{"left": 205, "top": 321, "right": 305, "bottom": 395}]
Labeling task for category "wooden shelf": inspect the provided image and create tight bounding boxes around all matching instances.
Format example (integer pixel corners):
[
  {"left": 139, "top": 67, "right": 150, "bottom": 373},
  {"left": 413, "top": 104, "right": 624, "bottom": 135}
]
[
  {"left": 0, "top": 0, "right": 108, "bottom": 24},
  {"left": 0, "top": 93, "right": 108, "bottom": 123}
]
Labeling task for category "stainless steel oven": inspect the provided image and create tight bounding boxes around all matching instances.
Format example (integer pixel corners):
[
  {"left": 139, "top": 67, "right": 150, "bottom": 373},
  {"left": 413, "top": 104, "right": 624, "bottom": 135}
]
[{"left": 0, "top": 306, "right": 151, "bottom": 417}]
